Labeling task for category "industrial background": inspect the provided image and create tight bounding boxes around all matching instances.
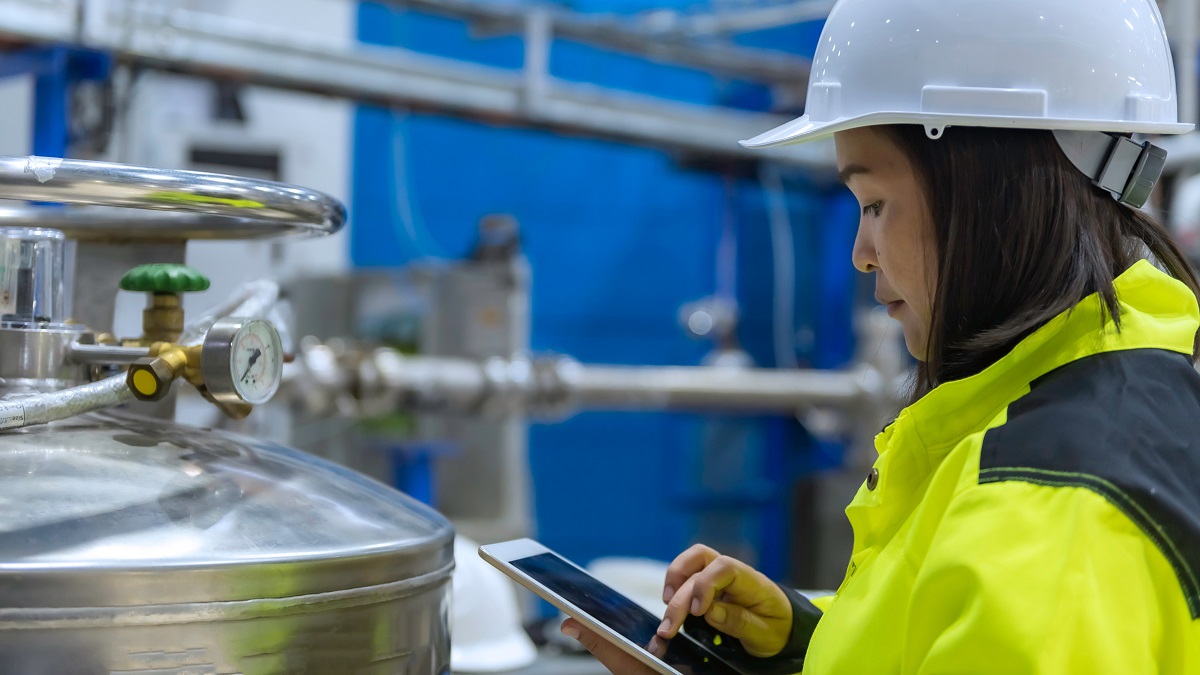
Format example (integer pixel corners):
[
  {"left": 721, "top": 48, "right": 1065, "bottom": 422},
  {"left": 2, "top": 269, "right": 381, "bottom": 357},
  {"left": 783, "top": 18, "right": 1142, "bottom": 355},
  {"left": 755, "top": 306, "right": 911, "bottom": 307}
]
[{"left": 0, "top": 0, "right": 1198, "bottom": 673}]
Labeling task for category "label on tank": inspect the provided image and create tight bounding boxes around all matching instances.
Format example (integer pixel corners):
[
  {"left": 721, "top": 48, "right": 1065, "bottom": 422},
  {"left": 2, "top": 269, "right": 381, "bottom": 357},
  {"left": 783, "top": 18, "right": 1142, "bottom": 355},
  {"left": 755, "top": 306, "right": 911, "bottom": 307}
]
[{"left": 0, "top": 403, "right": 25, "bottom": 429}]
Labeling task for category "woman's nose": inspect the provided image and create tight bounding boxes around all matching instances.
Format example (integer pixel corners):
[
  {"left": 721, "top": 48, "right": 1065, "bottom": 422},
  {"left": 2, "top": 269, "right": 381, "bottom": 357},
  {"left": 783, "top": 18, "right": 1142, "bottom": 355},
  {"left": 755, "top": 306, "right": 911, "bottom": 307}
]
[{"left": 852, "top": 221, "right": 879, "bottom": 273}]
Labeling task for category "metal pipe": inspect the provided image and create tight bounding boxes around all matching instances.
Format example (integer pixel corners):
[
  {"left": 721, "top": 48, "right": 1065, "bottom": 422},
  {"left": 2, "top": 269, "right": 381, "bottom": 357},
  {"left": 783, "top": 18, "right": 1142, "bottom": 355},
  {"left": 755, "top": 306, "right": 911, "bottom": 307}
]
[
  {"left": 0, "top": 374, "right": 134, "bottom": 431},
  {"left": 522, "top": 9, "right": 552, "bottom": 114},
  {"left": 61, "top": 3, "right": 835, "bottom": 169},
  {"left": 68, "top": 343, "right": 149, "bottom": 365},
  {"left": 299, "top": 348, "right": 871, "bottom": 418},
  {"left": 1, "top": 0, "right": 76, "bottom": 43},
  {"left": 667, "top": 1, "right": 838, "bottom": 37},
  {"left": 370, "top": 350, "right": 490, "bottom": 412},
  {"left": 382, "top": 0, "right": 812, "bottom": 84},
  {"left": 177, "top": 281, "right": 280, "bottom": 347},
  {"left": 566, "top": 364, "right": 864, "bottom": 413},
  {"left": 1180, "top": 0, "right": 1199, "bottom": 127}
]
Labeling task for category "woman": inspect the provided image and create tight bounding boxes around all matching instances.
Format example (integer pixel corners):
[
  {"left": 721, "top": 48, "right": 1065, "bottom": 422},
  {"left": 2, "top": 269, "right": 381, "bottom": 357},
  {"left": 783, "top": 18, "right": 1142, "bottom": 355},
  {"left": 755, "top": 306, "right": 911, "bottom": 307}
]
[{"left": 562, "top": 0, "right": 1200, "bottom": 672}]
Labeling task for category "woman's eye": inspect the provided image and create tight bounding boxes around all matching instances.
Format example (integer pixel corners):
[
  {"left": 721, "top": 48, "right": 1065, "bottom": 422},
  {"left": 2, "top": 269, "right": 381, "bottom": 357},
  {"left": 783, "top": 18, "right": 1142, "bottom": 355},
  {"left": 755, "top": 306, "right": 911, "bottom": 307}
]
[{"left": 862, "top": 201, "right": 883, "bottom": 217}]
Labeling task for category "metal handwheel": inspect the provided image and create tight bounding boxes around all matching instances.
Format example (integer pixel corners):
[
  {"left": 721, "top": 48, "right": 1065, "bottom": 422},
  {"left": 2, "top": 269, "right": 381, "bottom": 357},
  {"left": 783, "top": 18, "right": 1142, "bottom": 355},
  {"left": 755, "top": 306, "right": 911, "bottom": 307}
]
[{"left": 0, "top": 154, "right": 345, "bottom": 239}]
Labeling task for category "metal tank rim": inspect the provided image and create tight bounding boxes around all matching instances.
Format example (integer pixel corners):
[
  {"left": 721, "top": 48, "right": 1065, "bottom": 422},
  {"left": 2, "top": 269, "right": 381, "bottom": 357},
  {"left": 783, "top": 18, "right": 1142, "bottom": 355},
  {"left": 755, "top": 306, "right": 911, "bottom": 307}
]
[
  {"left": 0, "top": 411, "right": 456, "bottom": 607},
  {"left": 0, "top": 561, "right": 454, "bottom": 629}
]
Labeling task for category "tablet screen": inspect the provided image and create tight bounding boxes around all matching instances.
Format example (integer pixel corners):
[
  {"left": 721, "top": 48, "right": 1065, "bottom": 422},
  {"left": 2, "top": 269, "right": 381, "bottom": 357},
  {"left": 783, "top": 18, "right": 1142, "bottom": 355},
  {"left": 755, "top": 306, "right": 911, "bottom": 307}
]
[{"left": 511, "top": 552, "right": 742, "bottom": 675}]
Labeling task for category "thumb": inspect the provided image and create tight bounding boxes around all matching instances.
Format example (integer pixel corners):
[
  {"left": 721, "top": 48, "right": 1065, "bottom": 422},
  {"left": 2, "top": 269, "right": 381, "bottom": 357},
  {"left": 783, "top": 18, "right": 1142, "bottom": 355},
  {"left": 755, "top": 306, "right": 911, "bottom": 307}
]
[{"left": 561, "top": 619, "right": 659, "bottom": 674}]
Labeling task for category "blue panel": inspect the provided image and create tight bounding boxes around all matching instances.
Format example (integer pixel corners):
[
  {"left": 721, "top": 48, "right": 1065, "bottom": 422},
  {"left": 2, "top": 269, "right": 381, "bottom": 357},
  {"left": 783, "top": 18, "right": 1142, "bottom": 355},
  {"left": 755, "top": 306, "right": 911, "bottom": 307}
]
[
  {"left": 32, "top": 51, "right": 70, "bottom": 158},
  {"left": 530, "top": 412, "right": 692, "bottom": 563},
  {"left": 353, "top": 1, "right": 854, "bottom": 580},
  {"left": 1, "top": 46, "right": 112, "bottom": 157}
]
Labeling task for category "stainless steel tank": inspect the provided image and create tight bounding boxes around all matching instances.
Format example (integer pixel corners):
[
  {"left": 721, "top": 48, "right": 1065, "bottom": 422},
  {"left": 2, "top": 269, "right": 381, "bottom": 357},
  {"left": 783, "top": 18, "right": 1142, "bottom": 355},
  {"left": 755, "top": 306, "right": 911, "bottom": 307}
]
[
  {"left": 0, "top": 412, "right": 453, "bottom": 674},
  {"left": 0, "top": 156, "right": 455, "bottom": 674}
]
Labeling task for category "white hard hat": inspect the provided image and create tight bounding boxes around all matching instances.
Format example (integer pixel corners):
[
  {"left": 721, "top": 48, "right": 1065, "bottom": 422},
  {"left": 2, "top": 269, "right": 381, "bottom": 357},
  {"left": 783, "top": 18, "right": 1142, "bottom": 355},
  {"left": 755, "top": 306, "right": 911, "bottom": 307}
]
[
  {"left": 743, "top": 0, "right": 1191, "bottom": 148},
  {"left": 451, "top": 536, "right": 538, "bottom": 673}
]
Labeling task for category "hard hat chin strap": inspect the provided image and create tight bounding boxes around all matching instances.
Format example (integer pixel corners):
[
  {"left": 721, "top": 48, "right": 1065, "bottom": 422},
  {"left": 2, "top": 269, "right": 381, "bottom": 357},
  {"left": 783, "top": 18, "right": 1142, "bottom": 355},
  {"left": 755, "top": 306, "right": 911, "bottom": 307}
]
[{"left": 1052, "top": 129, "right": 1167, "bottom": 209}]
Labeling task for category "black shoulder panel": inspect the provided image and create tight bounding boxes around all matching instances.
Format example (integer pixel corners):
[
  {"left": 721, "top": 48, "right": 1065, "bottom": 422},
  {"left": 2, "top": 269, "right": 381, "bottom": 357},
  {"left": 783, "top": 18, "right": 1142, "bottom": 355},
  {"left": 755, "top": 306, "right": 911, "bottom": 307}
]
[{"left": 980, "top": 349, "right": 1200, "bottom": 618}]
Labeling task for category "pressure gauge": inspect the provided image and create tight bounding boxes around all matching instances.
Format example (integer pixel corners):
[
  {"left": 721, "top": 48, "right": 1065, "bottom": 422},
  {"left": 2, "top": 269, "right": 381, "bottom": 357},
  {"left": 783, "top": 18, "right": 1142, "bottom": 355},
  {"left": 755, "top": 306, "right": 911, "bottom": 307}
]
[{"left": 201, "top": 317, "right": 284, "bottom": 406}]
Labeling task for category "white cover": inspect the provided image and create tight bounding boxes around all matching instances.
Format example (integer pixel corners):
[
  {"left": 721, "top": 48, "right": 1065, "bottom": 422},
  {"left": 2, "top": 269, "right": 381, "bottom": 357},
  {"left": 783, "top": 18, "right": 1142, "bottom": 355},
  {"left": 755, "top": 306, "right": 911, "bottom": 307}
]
[{"left": 451, "top": 536, "right": 539, "bottom": 672}]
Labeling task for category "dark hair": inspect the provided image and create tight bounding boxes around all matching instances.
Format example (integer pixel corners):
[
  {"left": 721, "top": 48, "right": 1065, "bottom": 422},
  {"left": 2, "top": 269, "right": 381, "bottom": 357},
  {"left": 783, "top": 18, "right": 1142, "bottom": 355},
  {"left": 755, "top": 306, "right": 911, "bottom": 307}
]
[{"left": 879, "top": 125, "right": 1200, "bottom": 401}]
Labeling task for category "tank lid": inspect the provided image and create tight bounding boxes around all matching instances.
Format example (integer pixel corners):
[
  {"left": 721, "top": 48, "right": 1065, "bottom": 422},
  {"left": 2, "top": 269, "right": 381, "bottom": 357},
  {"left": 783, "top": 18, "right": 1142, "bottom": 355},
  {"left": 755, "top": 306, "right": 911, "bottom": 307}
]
[{"left": 0, "top": 412, "right": 454, "bottom": 608}]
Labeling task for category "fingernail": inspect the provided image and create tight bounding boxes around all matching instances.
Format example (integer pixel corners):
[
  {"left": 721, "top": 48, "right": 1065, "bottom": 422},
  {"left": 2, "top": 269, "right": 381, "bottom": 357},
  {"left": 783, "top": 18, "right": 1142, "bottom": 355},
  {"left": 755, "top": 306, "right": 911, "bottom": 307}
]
[
  {"left": 691, "top": 598, "right": 701, "bottom": 615},
  {"left": 662, "top": 585, "right": 675, "bottom": 603},
  {"left": 710, "top": 605, "right": 727, "bottom": 623},
  {"left": 658, "top": 618, "right": 671, "bottom": 634},
  {"left": 562, "top": 625, "right": 580, "bottom": 640}
]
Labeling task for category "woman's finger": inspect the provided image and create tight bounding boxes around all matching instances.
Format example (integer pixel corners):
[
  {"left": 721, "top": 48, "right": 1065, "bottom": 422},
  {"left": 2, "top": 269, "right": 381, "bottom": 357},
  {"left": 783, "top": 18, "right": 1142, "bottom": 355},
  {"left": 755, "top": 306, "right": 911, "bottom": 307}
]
[
  {"left": 660, "top": 555, "right": 745, "bottom": 639},
  {"left": 686, "top": 556, "right": 741, "bottom": 618},
  {"left": 658, "top": 574, "right": 699, "bottom": 639},
  {"left": 691, "top": 556, "right": 791, "bottom": 621},
  {"left": 663, "top": 544, "right": 719, "bottom": 603},
  {"left": 561, "top": 619, "right": 659, "bottom": 675}
]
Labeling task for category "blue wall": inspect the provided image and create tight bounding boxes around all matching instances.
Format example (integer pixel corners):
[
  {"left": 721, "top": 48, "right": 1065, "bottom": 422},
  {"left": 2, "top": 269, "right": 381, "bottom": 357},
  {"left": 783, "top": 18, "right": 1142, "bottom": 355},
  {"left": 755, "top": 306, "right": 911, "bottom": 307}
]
[{"left": 353, "top": 1, "right": 854, "bottom": 578}]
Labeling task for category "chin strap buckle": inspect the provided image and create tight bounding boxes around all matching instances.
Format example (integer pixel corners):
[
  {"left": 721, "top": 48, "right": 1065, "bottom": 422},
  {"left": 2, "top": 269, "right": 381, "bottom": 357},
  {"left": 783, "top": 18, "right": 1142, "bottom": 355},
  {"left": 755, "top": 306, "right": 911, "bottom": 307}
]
[{"left": 1052, "top": 129, "right": 1168, "bottom": 209}]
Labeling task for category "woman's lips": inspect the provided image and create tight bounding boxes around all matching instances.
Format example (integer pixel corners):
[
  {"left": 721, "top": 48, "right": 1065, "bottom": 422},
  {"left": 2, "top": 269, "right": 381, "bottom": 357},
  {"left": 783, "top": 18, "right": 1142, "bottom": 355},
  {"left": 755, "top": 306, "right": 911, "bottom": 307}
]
[{"left": 886, "top": 300, "right": 904, "bottom": 317}]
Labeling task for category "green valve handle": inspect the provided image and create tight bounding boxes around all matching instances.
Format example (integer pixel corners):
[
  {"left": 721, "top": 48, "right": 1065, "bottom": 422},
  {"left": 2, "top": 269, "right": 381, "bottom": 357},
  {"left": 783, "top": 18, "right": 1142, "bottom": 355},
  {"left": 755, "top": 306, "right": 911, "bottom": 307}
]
[{"left": 120, "top": 264, "right": 211, "bottom": 294}]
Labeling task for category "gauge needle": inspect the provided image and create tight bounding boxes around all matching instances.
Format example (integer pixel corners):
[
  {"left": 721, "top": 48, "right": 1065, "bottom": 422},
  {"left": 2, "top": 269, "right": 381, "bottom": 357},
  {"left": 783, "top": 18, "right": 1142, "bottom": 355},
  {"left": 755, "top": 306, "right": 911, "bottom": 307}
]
[{"left": 241, "top": 349, "right": 262, "bottom": 383}]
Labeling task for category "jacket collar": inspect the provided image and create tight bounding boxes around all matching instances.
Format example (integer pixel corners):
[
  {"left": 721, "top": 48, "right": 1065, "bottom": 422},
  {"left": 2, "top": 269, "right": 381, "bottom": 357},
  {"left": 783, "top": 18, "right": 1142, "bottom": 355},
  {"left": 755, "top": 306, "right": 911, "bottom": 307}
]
[{"left": 879, "top": 260, "right": 1200, "bottom": 460}]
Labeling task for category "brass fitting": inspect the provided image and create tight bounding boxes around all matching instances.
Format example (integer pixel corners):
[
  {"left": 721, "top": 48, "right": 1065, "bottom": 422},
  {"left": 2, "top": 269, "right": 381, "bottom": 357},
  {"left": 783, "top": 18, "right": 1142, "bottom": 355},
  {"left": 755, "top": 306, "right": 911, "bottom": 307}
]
[
  {"left": 126, "top": 343, "right": 200, "bottom": 402},
  {"left": 127, "top": 359, "right": 179, "bottom": 402},
  {"left": 126, "top": 341, "right": 253, "bottom": 420},
  {"left": 143, "top": 293, "right": 185, "bottom": 344}
]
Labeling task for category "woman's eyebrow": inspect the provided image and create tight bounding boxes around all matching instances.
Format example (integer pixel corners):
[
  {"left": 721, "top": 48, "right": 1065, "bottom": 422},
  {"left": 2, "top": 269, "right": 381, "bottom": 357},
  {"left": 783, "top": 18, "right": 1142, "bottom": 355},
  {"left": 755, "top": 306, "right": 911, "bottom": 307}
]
[{"left": 838, "top": 164, "right": 871, "bottom": 184}]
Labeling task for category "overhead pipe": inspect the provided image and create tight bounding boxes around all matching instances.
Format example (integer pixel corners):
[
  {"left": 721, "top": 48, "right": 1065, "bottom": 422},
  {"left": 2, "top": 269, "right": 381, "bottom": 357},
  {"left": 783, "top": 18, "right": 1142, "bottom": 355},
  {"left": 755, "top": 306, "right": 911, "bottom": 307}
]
[{"left": 380, "top": 0, "right": 813, "bottom": 84}]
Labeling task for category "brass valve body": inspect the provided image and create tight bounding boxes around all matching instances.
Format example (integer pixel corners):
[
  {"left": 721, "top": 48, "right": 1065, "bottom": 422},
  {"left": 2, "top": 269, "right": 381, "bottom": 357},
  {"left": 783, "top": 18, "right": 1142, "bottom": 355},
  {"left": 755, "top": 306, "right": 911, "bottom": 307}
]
[{"left": 142, "top": 294, "right": 185, "bottom": 345}]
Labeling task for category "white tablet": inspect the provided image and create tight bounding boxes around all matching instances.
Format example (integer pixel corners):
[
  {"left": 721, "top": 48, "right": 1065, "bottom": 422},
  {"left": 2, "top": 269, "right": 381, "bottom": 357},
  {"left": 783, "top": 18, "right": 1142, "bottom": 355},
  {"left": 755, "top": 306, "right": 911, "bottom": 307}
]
[{"left": 479, "top": 538, "right": 747, "bottom": 675}]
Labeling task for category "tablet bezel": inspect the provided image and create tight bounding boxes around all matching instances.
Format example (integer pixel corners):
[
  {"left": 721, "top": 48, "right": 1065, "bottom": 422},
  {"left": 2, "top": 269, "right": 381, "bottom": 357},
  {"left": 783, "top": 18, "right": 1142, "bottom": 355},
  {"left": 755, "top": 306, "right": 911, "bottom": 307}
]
[{"left": 479, "top": 538, "right": 736, "bottom": 675}]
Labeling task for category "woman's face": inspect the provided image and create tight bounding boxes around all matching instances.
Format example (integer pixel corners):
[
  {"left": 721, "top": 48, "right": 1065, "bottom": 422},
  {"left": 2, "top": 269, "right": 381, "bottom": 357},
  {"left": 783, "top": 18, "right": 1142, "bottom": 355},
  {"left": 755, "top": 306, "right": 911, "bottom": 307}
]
[{"left": 835, "top": 127, "right": 938, "bottom": 360}]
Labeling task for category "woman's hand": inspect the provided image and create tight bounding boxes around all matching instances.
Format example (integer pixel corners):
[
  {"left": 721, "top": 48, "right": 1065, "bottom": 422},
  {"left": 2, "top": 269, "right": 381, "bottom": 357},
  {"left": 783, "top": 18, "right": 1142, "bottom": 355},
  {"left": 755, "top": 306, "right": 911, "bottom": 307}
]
[
  {"left": 560, "top": 618, "right": 660, "bottom": 675},
  {"left": 559, "top": 544, "right": 793, "bottom": 673},
  {"left": 658, "top": 544, "right": 793, "bottom": 658}
]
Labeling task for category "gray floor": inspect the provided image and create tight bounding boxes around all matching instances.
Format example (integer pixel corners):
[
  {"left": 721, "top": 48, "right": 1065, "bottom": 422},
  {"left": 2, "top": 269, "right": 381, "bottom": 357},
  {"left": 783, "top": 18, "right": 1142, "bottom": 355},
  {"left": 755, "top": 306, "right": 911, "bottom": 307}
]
[{"left": 453, "top": 652, "right": 609, "bottom": 675}]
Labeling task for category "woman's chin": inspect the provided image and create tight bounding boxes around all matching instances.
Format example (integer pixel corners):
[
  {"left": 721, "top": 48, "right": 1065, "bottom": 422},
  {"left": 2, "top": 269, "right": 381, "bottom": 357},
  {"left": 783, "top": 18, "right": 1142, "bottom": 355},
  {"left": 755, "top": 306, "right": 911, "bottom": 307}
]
[{"left": 900, "top": 325, "right": 928, "bottom": 361}]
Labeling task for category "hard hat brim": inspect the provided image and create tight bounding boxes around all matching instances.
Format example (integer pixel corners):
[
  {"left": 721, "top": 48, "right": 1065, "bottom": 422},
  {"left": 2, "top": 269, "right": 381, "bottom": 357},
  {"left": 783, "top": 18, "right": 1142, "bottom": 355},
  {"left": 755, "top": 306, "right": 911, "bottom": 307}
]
[{"left": 741, "top": 112, "right": 1194, "bottom": 149}]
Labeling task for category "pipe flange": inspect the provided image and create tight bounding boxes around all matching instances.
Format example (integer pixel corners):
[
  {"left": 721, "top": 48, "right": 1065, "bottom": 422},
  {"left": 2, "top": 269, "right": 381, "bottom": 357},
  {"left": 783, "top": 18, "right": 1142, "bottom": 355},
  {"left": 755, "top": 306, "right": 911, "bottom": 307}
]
[{"left": 527, "top": 356, "right": 582, "bottom": 421}]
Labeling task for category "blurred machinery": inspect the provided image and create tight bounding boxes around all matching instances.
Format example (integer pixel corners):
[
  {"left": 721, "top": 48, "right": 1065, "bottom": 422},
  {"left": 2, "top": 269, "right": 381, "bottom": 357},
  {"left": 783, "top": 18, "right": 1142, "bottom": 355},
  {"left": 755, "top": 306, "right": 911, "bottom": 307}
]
[
  {"left": 281, "top": 215, "right": 906, "bottom": 550},
  {"left": 0, "top": 0, "right": 906, "bottom": 587},
  {"left": 0, "top": 0, "right": 1066, "bottom": 593},
  {"left": 0, "top": 0, "right": 835, "bottom": 167},
  {"left": 0, "top": 3, "right": 1191, "bottom": 672}
]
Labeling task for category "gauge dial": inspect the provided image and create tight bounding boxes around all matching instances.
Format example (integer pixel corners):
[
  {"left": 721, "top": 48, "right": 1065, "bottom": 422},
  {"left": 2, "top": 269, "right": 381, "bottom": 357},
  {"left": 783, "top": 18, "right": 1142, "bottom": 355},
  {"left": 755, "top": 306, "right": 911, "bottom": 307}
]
[
  {"left": 229, "top": 319, "right": 283, "bottom": 405},
  {"left": 202, "top": 317, "right": 284, "bottom": 406}
]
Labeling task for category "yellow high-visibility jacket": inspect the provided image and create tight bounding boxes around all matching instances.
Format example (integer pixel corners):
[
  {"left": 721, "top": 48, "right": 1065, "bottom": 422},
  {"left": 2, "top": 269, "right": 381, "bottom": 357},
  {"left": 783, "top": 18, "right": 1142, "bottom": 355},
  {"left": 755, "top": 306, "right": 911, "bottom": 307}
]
[{"left": 750, "top": 260, "right": 1200, "bottom": 674}]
